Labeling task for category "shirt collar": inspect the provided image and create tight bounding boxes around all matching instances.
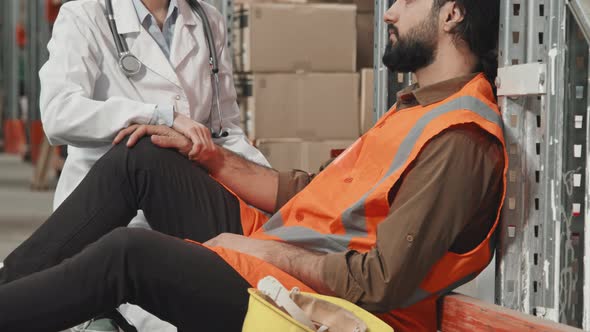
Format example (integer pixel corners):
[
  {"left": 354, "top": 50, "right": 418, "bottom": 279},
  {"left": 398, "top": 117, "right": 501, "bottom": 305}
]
[
  {"left": 131, "top": 0, "right": 178, "bottom": 26},
  {"left": 396, "top": 73, "right": 479, "bottom": 110}
]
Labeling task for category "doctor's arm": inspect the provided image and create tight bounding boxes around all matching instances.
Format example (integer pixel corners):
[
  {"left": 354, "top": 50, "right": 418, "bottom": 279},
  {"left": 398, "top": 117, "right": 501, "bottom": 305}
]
[{"left": 39, "top": 5, "right": 170, "bottom": 148}]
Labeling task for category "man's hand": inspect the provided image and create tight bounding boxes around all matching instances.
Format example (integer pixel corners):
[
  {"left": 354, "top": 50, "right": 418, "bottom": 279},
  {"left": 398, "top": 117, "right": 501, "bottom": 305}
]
[
  {"left": 172, "top": 113, "right": 217, "bottom": 161},
  {"left": 113, "top": 124, "right": 192, "bottom": 156},
  {"left": 204, "top": 233, "right": 274, "bottom": 262},
  {"left": 204, "top": 233, "right": 332, "bottom": 295}
]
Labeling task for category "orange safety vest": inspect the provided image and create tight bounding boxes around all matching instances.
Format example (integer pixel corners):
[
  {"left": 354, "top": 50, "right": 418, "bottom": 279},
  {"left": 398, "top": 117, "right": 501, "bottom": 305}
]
[{"left": 202, "top": 73, "right": 507, "bottom": 331}]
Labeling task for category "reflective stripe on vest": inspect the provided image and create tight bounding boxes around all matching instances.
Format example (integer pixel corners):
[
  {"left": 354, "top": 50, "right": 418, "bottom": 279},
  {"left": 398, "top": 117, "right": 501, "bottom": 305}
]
[{"left": 261, "top": 95, "right": 503, "bottom": 253}]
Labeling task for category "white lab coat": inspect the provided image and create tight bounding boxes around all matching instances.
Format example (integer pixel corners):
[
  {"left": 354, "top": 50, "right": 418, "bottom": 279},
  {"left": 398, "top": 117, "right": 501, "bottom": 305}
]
[{"left": 39, "top": 0, "right": 268, "bottom": 330}]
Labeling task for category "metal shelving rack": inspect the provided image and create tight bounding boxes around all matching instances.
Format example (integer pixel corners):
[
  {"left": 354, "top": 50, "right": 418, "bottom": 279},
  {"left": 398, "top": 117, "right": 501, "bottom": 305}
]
[
  {"left": 204, "top": 0, "right": 234, "bottom": 53},
  {"left": 0, "top": 0, "right": 20, "bottom": 134},
  {"left": 495, "top": 0, "right": 559, "bottom": 322},
  {"left": 25, "top": 0, "right": 51, "bottom": 126}
]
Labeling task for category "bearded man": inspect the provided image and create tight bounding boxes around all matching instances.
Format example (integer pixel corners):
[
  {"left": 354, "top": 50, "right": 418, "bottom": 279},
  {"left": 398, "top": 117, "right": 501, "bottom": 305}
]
[{"left": 0, "top": 1, "right": 505, "bottom": 331}]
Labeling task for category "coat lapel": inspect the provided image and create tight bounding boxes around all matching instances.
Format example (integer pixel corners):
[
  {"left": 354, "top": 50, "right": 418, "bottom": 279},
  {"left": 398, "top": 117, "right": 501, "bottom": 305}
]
[
  {"left": 169, "top": 0, "right": 200, "bottom": 70},
  {"left": 111, "top": 0, "right": 182, "bottom": 87}
]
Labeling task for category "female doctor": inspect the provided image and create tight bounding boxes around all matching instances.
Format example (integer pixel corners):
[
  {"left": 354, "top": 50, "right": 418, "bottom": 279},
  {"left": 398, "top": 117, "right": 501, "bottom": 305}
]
[{"left": 38, "top": 0, "right": 268, "bottom": 330}]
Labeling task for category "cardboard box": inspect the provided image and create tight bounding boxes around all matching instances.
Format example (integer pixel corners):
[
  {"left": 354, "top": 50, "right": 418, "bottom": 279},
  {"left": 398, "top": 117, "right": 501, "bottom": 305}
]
[
  {"left": 234, "top": 0, "right": 373, "bottom": 12},
  {"left": 352, "top": 0, "right": 374, "bottom": 13},
  {"left": 357, "top": 12, "right": 374, "bottom": 70},
  {"left": 239, "top": 73, "right": 360, "bottom": 140},
  {"left": 256, "top": 139, "right": 356, "bottom": 172},
  {"left": 233, "top": 3, "right": 357, "bottom": 73},
  {"left": 316, "top": 0, "right": 374, "bottom": 13},
  {"left": 360, "top": 68, "right": 374, "bottom": 133},
  {"left": 234, "top": 0, "right": 310, "bottom": 3}
]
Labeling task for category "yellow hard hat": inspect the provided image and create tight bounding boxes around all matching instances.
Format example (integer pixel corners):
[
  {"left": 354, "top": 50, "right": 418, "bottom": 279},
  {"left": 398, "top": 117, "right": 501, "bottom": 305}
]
[{"left": 242, "top": 277, "right": 393, "bottom": 332}]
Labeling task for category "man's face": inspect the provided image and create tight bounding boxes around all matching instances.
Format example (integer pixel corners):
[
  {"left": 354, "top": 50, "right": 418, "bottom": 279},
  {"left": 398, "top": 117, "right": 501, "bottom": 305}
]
[{"left": 382, "top": 0, "right": 441, "bottom": 73}]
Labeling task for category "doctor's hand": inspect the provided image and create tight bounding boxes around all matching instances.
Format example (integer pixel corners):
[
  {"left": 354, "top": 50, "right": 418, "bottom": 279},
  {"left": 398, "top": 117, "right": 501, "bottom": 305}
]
[
  {"left": 172, "top": 113, "right": 218, "bottom": 161},
  {"left": 113, "top": 124, "right": 210, "bottom": 163},
  {"left": 114, "top": 124, "right": 191, "bottom": 151}
]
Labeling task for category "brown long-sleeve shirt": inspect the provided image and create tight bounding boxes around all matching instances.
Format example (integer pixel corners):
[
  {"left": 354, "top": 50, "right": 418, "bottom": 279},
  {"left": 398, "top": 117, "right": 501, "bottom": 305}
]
[{"left": 274, "top": 74, "right": 505, "bottom": 312}]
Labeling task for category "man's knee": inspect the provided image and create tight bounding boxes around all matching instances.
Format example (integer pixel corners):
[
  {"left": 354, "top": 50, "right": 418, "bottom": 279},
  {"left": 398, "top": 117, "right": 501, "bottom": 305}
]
[
  {"left": 125, "top": 136, "right": 158, "bottom": 154},
  {"left": 92, "top": 136, "right": 135, "bottom": 175},
  {"left": 110, "top": 136, "right": 157, "bottom": 159},
  {"left": 123, "top": 136, "right": 178, "bottom": 167},
  {"left": 100, "top": 136, "right": 163, "bottom": 174}
]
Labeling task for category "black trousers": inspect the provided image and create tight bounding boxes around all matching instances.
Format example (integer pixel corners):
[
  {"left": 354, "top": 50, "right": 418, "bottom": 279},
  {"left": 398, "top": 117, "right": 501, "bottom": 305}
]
[{"left": 0, "top": 138, "right": 251, "bottom": 332}]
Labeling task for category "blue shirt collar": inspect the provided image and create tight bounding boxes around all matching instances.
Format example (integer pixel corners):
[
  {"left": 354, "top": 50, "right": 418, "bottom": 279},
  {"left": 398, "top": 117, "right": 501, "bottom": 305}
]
[{"left": 131, "top": 0, "right": 178, "bottom": 26}]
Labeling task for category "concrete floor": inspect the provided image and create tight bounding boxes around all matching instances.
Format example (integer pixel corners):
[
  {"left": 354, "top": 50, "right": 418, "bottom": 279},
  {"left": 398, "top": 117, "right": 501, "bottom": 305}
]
[
  {"left": 0, "top": 153, "right": 95, "bottom": 332},
  {"left": 0, "top": 154, "right": 54, "bottom": 261}
]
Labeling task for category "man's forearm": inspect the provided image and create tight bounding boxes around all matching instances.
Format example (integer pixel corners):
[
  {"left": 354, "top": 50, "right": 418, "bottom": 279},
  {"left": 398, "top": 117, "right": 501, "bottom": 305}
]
[
  {"left": 260, "top": 241, "right": 334, "bottom": 295},
  {"left": 205, "top": 233, "right": 333, "bottom": 295},
  {"left": 203, "top": 147, "right": 278, "bottom": 213}
]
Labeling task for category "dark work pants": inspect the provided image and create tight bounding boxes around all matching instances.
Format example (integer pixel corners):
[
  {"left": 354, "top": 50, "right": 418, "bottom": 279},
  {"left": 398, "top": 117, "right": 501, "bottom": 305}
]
[{"left": 0, "top": 137, "right": 251, "bottom": 332}]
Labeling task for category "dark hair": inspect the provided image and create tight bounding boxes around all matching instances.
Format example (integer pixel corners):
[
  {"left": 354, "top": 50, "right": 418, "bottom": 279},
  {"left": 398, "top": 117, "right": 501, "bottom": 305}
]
[{"left": 433, "top": 0, "right": 500, "bottom": 88}]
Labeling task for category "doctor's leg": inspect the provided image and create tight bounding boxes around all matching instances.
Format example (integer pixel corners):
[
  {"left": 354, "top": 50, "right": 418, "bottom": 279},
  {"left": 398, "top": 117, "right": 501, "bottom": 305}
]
[
  {"left": 0, "top": 228, "right": 250, "bottom": 332},
  {"left": 0, "top": 137, "right": 244, "bottom": 285}
]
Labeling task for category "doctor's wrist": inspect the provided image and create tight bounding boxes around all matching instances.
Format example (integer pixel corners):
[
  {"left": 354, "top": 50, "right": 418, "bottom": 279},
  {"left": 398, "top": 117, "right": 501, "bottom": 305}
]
[
  {"left": 172, "top": 111, "right": 189, "bottom": 128},
  {"left": 153, "top": 104, "right": 174, "bottom": 127}
]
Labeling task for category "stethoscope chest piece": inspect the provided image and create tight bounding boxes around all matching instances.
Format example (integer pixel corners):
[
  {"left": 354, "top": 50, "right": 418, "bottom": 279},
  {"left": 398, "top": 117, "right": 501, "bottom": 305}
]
[
  {"left": 106, "top": 0, "right": 228, "bottom": 137},
  {"left": 119, "top": 53, "right": 142, "bottom": 77},
  {"left": 211, "top": 129, "right": 229, "bottom": 139}
]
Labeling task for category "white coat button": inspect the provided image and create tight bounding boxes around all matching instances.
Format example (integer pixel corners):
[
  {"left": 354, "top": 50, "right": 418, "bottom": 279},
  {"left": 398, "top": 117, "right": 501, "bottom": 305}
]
[{"left": 175, "top": 95, "right": 181, "bottom": 100}]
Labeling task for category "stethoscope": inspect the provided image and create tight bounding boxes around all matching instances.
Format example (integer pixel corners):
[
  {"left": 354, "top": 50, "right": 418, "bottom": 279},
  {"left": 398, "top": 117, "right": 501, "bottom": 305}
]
[{"left": 104, "top": 0, "right": 228, "bottom": 138}]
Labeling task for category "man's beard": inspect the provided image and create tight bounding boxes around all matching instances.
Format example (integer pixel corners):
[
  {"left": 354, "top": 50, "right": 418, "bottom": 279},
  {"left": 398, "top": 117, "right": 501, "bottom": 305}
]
[{"left": 382, "top": 17, "right": 438, "bottom": 73}]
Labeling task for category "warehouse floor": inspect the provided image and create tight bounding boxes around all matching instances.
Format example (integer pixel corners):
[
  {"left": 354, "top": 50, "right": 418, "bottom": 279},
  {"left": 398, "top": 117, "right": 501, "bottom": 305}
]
[{"left": 0, "top": 154, "right": 53, "bottom": 262}]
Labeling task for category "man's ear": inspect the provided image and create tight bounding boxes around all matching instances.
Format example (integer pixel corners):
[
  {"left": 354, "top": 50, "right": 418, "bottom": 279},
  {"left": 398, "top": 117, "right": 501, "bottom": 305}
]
[{"left": 441, "top": 1, "right": 465, "bottom": 33}]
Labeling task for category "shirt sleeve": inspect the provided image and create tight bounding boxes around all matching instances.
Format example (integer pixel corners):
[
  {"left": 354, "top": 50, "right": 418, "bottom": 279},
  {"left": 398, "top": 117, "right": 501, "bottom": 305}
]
[
  {"left": 275, "top": 170, "right": 315, "bottom": 212},
  {"left": 321, "top": 126, "right": 505, "bottom": 312},
  {"left": 153, "top": 104, "right": 174, "bottom": 127}
]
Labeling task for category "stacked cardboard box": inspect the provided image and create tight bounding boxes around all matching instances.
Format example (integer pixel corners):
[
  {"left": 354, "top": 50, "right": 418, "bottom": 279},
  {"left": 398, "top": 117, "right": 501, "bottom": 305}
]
[
  {"left": 321, "top": 0, "right": 375, "bottom": 131},
  {"left": 314, "top": 0, "right": 373, "bottom": 12},
  {"left": 239, "top": 73, "right": 359, "bottom": 140},
  {"left": 256, "top": 139, "right": 353, "bottom": 172},
  {"left": 233, "top": 3, "right": 358, "bottom": 73},
  {"left": 234, "top": 0, "right": 374, "bottom": 71},
  {"left": 233, "top": 2, "right": 359, "bottom": 173},
  {"left": 234, "top": 0, "right": 373, "bottom": 13},
  {"left": 360, "top": 68, "right": 374, "bottom": 134},
  {"left": 356, "top": 7, "right": 374, "bottom": 70}
]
